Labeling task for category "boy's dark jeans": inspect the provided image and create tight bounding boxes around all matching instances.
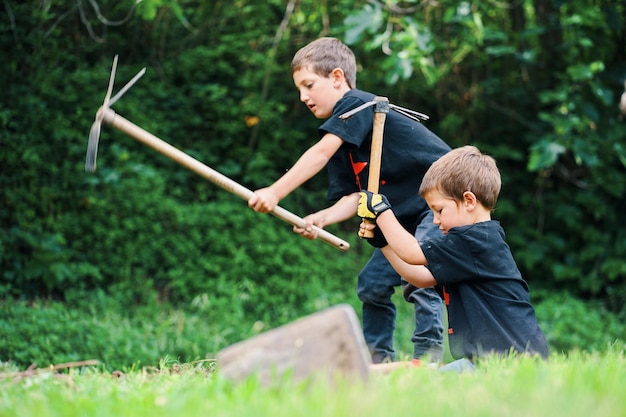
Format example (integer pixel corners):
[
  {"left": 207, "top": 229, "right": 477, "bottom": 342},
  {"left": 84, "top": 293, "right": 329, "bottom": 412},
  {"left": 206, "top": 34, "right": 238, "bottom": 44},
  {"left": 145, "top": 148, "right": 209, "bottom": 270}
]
[{"left": 357, "top": 248, "right": 444, "bottom": 363}]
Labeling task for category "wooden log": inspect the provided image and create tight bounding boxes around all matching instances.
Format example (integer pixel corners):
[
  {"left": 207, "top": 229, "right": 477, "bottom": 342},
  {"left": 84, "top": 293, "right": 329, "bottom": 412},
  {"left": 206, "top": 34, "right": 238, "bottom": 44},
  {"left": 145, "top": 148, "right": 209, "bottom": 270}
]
[{"left": 217, "top": 304, "right": 371, "bottom": 385}]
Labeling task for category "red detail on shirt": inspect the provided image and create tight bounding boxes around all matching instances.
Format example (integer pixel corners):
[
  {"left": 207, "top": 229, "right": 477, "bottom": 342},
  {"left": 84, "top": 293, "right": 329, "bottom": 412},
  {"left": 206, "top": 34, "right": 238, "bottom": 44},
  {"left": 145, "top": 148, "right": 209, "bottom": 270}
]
[
  {"left": 348, "top": 153, "right": 386, "bottom": 189},
  {"left": 349, "top": 153, "right": 367, "bottom": 190},
  {"left": 443, "top": 286, "right": 453, "bottom": 334}
]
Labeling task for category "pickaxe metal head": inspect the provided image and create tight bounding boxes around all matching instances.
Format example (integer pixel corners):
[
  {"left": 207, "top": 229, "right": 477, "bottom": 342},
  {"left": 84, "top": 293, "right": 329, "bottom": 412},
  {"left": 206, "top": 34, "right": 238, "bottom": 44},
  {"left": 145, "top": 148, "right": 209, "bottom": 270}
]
[
  {"left": 339, "top": 96, "right": 389, "bottom": 120},
  {"left": 85, "top": 55, "right": 145, "bottom": 172},
  {"left": 338, "top": 96, "right": 429, "bottom": 122}
]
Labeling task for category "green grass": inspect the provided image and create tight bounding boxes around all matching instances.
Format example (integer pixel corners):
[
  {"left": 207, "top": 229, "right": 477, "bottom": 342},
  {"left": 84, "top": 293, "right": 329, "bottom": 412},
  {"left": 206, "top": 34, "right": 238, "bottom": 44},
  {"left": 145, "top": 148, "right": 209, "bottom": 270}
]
[{"left": 0, "top": 350, "right": 624, "bottom": 417}]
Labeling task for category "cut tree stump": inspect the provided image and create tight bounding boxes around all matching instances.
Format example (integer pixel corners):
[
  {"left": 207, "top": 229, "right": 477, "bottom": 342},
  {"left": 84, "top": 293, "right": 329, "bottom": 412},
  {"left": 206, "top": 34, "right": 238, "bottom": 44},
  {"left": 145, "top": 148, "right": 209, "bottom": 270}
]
[{"left": 217, "top": 304, "right": 371, "bottom": 385}]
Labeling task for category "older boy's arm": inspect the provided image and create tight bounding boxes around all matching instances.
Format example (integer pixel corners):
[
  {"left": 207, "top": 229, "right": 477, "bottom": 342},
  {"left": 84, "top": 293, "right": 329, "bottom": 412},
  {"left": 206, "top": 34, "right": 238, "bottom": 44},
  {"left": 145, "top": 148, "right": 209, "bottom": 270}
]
[
  {"left": 375, "top": 210, "right": 428, "bottom": 265},
  {"left": 248, "top": 133, "right": 343, "bottom": 213},
  {"left": 303, "top": 193, "right": 360, "bottom": 228},
  {"left": 295, "top": 193, "right": 360, "bottom": 239},
  {"left": 381, "top": 246, "right": 437, "bottom": 288}
]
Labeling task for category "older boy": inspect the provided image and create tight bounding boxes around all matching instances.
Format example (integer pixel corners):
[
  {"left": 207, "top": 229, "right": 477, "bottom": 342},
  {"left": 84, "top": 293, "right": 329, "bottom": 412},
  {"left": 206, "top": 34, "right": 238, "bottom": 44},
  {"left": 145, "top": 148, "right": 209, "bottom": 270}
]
[
  {"left": 248, "top": 37, "right": 451, "bottom": 363},
  {"left": 358, "top": 146, "right": 549, "bottom": 369}
]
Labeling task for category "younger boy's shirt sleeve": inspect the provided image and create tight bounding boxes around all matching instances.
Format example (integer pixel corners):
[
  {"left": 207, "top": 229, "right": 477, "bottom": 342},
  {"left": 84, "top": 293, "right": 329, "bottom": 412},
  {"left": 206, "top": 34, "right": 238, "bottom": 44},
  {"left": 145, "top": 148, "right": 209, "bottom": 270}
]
[
  {"left": 420, "top": 232, "right": 475, "bottom": 284},
  {"left": 421, "top": 222, "right": 524, "bottom": 285}
]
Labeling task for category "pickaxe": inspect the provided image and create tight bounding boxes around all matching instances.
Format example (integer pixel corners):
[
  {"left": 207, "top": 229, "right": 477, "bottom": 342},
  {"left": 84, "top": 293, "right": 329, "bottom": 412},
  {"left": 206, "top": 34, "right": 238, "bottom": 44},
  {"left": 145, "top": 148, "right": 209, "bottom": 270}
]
[
  {"left": 339, "top": 97, "right": 429, "bottom": 238},
  {"left": 85, "top": 56, "right": 350, "bottom": 251}
]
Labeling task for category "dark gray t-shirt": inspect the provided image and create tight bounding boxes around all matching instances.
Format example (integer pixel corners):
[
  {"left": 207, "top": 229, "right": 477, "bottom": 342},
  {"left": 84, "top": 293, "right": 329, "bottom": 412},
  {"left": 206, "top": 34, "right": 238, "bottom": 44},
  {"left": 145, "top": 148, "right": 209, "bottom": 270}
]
[
  {"left": 421, "top": 220, "right": 549, "bottom": 360},
  {"left": 319, "top": 89, "right": 450, "bottom": 233}
]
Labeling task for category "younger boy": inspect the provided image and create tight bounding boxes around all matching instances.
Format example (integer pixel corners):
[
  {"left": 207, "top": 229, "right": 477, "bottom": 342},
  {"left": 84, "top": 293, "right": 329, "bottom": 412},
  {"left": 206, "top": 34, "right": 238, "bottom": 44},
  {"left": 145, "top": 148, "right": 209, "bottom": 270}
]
[
  {"left": 248, "top": 37, "right": 451, "bottom": 363},
  {"left": 358, "top": 146, "right": 549, "bottom": 368}
]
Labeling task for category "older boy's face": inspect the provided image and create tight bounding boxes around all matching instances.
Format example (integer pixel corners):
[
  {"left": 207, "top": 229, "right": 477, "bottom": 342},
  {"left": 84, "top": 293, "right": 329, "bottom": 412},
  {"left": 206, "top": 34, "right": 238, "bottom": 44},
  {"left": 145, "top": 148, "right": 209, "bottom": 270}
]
[{"left": 293, "top": 67, "right": 347, "bottom": 119}]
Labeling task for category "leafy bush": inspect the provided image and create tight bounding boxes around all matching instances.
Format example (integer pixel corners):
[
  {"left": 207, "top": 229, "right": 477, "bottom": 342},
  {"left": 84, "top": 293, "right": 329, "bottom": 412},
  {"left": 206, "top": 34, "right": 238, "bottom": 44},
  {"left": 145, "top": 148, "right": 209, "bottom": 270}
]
[
  {"left": 0, "top": 292, "right": 310, "bottom": 371},
  {"left": 533, "top": 291, "right": 625, "bottom": 354},
  {"left": 345, "top": 0, "right": 626, "bottom": 315},
  {"left": 0, "top": 282, "right": 367, "bottom": 371},
  {"left": 1, "top": 289, "right": 623, "bottom": 371}
]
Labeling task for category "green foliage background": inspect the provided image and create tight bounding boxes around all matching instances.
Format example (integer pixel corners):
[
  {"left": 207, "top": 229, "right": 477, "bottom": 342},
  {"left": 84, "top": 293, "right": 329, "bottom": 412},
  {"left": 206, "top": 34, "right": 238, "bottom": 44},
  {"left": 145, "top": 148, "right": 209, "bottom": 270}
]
[{"left": 1, "top": 0, "right": 624, "bottom": 369}]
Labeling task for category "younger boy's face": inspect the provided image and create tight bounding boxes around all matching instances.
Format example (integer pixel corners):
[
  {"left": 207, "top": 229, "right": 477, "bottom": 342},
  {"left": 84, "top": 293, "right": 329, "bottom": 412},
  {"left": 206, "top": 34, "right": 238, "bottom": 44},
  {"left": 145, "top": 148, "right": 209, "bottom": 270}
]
[
  {"left": 423, "top": 190, "right": 471, "bottom": 235},
  {"left": 293, "top": 66, "right": 348, "bottom": 119}
]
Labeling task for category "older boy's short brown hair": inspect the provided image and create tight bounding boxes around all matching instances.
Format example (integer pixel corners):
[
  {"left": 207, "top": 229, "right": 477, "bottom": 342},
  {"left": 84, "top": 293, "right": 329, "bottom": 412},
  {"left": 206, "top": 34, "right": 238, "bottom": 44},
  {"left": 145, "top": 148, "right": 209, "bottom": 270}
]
[
  {"left": 291, "top": 37, "right": 357, "bottom": 89},
  {"left": 419, "top": 145, "right": 502, "bottom": 211}
]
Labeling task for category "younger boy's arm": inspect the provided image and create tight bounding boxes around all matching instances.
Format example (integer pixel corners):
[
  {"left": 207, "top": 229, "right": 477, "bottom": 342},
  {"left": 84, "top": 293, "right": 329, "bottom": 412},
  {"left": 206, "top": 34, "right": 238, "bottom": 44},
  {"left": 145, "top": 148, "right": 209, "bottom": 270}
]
[
  {"left": 358, "top": 191, "right": 428, "bottom": 265},
  {"left": 381, "top": 247, "right": 437, "bottom": 288},
  {"left": 248, "top": 133, "right": 344, "bottom": 213},
  {"left": 374, "top": 210, "right": 429, "bottom": 265}
]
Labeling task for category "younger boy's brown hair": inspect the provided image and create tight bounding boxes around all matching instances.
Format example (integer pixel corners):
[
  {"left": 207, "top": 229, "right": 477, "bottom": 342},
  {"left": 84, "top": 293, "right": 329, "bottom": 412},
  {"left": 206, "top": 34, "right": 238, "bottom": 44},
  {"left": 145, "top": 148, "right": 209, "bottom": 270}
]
[
  {"left": 291, "top": 37, "right": 357, "bottom": 89},
  {"left": 419, "top": 145, "right": 502, "bottom": 211}
]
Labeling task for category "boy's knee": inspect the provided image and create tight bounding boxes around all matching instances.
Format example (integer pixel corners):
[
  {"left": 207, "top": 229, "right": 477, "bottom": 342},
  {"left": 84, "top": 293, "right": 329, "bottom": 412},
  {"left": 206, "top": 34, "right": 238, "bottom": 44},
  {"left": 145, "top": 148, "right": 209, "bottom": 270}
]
[
  {"left": 403, "top": 283, "right": 443, "bottom": 305},
  {"left": 402, "top": 282, "right": 419, "bottom": 302},
  {"left": 357, "top": 283, "right": 394, "bottom": 304}
]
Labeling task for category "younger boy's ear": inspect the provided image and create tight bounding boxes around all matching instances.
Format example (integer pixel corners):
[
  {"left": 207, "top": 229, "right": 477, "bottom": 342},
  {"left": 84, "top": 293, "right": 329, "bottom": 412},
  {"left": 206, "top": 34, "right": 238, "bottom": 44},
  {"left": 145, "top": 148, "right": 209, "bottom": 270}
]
[{"left": 462, "top": 191, "right": 478, "bottom": 211}]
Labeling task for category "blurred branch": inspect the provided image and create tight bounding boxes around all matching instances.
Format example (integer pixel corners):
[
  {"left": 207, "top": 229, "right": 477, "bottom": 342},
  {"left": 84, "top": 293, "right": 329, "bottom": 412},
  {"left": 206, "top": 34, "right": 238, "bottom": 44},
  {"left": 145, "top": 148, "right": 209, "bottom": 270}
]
[
  {"left": 87, "top": 0, "right": 137, "bottom": 26},
  {"left": 76, "top": 0, "right": 140, "bottom": 43},
  {"left": 0, "top": 360, "right": 100, "bottom": 381},
  {"left": 247, "top": 0, "right": 297, "bottom": 151},
  {"left": 77, "top": 0, "right": 105, "bottom": 43}
]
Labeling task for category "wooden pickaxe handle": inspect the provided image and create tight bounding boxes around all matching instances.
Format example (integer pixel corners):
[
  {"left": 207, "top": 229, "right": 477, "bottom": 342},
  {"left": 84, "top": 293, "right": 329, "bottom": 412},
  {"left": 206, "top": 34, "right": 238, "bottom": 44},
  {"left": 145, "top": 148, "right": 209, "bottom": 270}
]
[
  {"left": 362, "top": 97, "right": 389, "bottom": 238},
  {"left": 99, "top": 107, "right": 350, "bottom": 251}
]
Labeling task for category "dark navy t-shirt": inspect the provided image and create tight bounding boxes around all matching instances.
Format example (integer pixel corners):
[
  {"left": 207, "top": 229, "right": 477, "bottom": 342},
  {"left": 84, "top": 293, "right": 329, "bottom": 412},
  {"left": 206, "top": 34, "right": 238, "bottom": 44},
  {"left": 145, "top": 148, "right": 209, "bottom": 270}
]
[
  {"left": 319, "top": 89, "right": 450, "bottom": 232},
  {"left": 420, "top": 221, "right": 549, "bottom": 360}
]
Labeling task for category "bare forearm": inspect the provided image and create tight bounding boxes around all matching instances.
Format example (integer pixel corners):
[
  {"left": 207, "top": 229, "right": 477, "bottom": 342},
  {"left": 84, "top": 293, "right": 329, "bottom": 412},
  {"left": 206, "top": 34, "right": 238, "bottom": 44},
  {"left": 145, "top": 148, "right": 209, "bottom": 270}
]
[
  {"left": 269, "top": 134, "right": 342, "bottom": 200},
  {"left": 376, "top": 210, "right": 428, "bottom": 265},
  {"left": 381, "top": 247, "right": 437, "bottom": 287},
  {"left": 300, "top": 193, "right": 359, "bottom": 233},
  {"left": 321, "top": 193, "right": 360, "bottom": 225},
  {"left": 270, "top": 150, "right": 329, "bottom": 200},
  {"left": 249, "top": 135, "right": 342, "bottom": 213}
]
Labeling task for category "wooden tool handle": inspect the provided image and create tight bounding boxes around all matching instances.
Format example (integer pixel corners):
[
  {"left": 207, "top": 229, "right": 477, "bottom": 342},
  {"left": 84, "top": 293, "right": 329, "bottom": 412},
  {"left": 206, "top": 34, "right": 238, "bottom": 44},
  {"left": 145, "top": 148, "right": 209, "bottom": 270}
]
[
  {"left": 362, "top": 97, "right": 388, "bottom": 239},
  {"left": 101, "top": 108, "right": 350, "bottom": 251}
]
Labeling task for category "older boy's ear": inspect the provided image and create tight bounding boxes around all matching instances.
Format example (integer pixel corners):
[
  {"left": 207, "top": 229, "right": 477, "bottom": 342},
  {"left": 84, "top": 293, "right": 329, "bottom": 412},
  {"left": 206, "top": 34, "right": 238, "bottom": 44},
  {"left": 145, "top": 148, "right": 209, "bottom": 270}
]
[{"left": 330, "top": 67, "right": 346, "bottom": 86}]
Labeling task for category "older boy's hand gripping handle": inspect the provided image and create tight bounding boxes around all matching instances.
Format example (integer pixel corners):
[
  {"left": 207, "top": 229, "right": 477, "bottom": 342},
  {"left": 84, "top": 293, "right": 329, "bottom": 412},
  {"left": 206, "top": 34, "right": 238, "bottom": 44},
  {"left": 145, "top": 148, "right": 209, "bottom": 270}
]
[{"left": 363, "top": 97, "right": 389, "bottom": 238}]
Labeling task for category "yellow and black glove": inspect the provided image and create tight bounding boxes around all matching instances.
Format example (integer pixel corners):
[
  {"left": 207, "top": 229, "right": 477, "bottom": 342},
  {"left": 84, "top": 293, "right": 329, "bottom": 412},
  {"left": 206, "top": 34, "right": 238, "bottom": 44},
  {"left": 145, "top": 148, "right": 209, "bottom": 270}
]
[{"left": 358, "top": 190, "right": 392, "bottom": 220}]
